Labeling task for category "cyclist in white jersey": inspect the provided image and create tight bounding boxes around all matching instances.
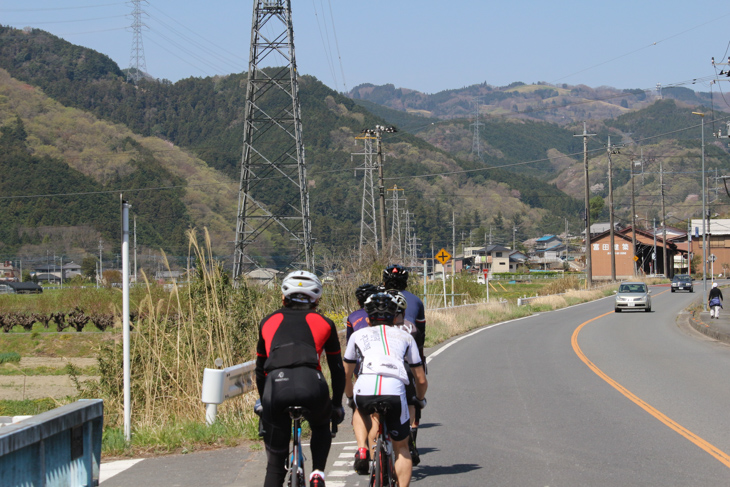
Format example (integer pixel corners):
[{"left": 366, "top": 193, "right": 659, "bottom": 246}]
[{"left": 344, "top": 292, "right": 427, "bottom": 487}]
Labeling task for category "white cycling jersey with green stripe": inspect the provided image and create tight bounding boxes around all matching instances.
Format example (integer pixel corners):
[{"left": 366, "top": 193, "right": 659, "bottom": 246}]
[{"left": 344, "top": 324, "right": 422, "bottom": 397}]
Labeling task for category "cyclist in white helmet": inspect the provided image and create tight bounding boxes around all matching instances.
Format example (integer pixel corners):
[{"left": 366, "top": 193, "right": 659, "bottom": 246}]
[
  {"left": 344, "top": 292, "right": 427, "bottom": 487},
  {"left": 255, "top": 270, "right": 346, "bottom": 487}
]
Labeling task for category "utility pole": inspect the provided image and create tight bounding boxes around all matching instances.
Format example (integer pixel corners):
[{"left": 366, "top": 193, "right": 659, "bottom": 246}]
[
  {"left": 660, "top": 162, "right": 668, "bottom": 277},
  {"left": 452, "top": 212, "right": 456, "bottom": 307},
  {"left": 693, "top": 111, "right": 707, "bottom": 310},
  {"left": 362, "top": 125, "right": 397, "bottom": 253},
  {"left": 607, "top": 136, "right": 618, "bottom": 281},
  {"left": 98, "top": 239, "right": 103, "bottom": 288},
  {"left": 631, "top": 153, "right": 642, "bottom": 276},
  {"left": 133, "top": 215, "right": 137, "bottom": 283},
  {"left": 653, "top": 218, "right": 657, "bottom": 275},
  {"left": 575, "top": 123, "right": 596, "bottom": 287}
]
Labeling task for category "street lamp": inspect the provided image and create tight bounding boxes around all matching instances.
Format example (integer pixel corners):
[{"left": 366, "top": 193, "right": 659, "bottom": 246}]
[{"left": 693, "top": 111, "right": 707, "bottom": 311}]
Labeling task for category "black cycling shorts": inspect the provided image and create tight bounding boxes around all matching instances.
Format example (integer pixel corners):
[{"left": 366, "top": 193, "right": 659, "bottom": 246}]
[{"left": 355, "top": 394, "right": 410, "bottom": 442}]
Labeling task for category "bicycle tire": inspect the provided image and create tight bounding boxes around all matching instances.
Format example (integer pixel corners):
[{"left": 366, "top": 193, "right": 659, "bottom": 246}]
[
  {"left": 387, "top": 447, "right": 397, "bottom": 486},
  {"left": 371, "top": 437, "right": 383, "bottom": 487},
  {"left": 290, "top": 423, "right": 305, "bottom": 487}
]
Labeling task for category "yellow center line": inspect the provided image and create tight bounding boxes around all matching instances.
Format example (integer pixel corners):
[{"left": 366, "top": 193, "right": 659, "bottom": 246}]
[{"left": 572, "top": 292, "right": 730, "bottom": 469}]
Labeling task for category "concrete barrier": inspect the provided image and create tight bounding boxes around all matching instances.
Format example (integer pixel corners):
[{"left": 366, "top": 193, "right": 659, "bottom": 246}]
[{"left": 0, "top": 399, "right": 103, "bottom": 487}]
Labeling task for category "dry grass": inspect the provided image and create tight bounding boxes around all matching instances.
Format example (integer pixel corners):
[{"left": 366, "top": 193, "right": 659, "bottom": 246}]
[{"left": 425, "top": 302, "right": 531, "bottom": 347}]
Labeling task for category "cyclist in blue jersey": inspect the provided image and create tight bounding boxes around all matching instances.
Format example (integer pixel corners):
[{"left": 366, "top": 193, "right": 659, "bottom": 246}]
[{"left": 346, "top": 283, "right": 378, "bottom": 342}]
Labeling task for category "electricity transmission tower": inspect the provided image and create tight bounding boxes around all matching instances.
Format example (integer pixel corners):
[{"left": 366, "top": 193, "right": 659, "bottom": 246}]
[
  {"left": 232, "top": 0, "right": 313, "bottom": 280},
  {"left": 127, "top": 0, "right": 148, "bottom": 83},
  {"left": 353, "top": 135, "right": 379, "bottom": 259},
  {"left": 471, "top": 97, "right": 483, "bottom": 159},
  {"left": 387, "top": 185, "right": 406, "bottom": 259}
]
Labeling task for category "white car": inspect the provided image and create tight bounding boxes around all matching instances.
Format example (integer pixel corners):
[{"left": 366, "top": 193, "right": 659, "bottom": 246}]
[{"left": 614, "top": 282, "right": 652, "bottom": 313}]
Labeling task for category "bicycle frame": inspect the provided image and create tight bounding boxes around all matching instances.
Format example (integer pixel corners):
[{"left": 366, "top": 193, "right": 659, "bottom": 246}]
[
  {"left": 288, "top": 407, "right": 306, "bottom": 487},
  {"left": 369, "top": 409, "right": 397, "bottom": 487}
]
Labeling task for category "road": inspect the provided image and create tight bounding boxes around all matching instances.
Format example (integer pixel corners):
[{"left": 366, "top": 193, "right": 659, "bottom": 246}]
[{"left": 103, "top": 284, "right": 730, "bottom": 485}]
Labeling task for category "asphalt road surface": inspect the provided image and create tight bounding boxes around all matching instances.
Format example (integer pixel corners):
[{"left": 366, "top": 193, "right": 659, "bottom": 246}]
[{"left": 103, "top": 284, "right": 730, "bottom": 486}]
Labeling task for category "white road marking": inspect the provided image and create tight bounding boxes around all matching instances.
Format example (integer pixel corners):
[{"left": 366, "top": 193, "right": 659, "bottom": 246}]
[
  {"left": 99, "top": 458, "right": 144, "bottom": 483},
  {"left": 328, "top": 470, "right": 356, "bottom": 477}
]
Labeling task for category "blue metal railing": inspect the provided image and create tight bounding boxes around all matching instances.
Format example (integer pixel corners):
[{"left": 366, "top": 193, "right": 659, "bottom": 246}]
[{"left": 0, "top": 399, "right": 103, "bottom": 487}]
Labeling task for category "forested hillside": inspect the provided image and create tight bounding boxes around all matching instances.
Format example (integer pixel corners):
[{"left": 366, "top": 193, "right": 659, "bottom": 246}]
[{"left": 0, "top": 27, "right": 588, "bottom": 263}]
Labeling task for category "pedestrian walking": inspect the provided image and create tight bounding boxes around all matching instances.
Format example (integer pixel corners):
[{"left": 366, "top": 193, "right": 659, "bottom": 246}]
[{"left": 709, "top": 282, "right": 724, "bottom": 319}]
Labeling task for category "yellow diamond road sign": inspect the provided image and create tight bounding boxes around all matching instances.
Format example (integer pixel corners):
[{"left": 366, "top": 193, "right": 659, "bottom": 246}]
[
  {"left": 633, "top": 255, "right": 639, "bottom": 262},
  {"left": 435, "top": 248, "right": 452, "bottom": 264}
]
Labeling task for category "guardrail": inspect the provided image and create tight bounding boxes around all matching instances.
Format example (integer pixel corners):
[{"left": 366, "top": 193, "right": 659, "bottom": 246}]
[
  {"left": 201, "top": 360, "right": 256, "bottom": 425},
  {"left": 201, "top": 329, "right": 349, "bottom": 425},
  {"left": 0, "top": 399, "right": 103, "bottom": 487}
]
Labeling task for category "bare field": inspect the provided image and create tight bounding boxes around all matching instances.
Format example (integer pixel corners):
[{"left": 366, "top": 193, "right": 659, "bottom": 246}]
[{"left": 0, "top": 375, "right": 98, "bottom": 400}]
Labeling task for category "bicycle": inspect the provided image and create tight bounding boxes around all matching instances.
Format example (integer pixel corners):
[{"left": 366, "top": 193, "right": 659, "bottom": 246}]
[
  {"left": 255, "top": 402, "right": 338, "bottom": 487},
  {"left": 366, "top": 401, "right": 398, "bottom": 487},
  {"left": 286, "top": 406, "right": 307, "bottom": 487}
]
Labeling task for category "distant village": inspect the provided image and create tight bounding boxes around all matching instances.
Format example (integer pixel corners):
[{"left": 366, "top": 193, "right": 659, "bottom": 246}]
[{"left": 1, "top": 218, "right": 728, "bottom": 293}]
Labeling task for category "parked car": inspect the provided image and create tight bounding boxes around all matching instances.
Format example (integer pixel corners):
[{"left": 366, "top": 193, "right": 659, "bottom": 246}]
[
  {"left": 614, "top": 282, "right": 652, "bottom": 313},
  {"left": 671, "top": 274, "right": 693, "bottom": 293}
]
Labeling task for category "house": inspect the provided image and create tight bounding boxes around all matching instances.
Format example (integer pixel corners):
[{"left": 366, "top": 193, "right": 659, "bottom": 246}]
[
  {"left": 534, "top": 235, "right": 562, "bottom": 252},
  {"left": 246, "top": 268, "right": 280, "bottom": 287},
  {"left": 689, "top": 219, "right": 730, "bottom": 277},
  {"left": 63, "top": 262, "right": 82, "bottom": 279},
  {"left": 0, "top": 262, "right": 19, "bottom": 282},
  {"left": 509, "top": 250, "right": 528, "bottom": 272},
  {"left": 583, "top": 222, "right": 621, "bottom": 237},
  {"left": 470, "top": 244, "right": 512, "bottom": 274}
]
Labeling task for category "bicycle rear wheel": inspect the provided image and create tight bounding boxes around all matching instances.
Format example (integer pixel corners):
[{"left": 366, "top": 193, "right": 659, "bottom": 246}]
[{"left": 370, "top": 437, "right": 384, "bottom": 487}]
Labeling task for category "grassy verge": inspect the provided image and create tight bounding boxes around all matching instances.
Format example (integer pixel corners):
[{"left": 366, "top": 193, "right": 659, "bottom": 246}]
[
  {"left": 0, "top": 397, "right": 65, "bottom": 415},
  {"left": 0, "top": 331, "right": 112, "bottom": 357},
  {"left": 0, "top": 364, "right": 98, "bottom": 376}
]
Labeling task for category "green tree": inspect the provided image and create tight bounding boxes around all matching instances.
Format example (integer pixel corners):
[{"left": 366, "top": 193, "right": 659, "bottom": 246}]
[
  {"left": 81, "top": 256, "right": 97, "bottom": 278},
  {"left": 590, "top": 196, "right": 605, "bottom": 221}
]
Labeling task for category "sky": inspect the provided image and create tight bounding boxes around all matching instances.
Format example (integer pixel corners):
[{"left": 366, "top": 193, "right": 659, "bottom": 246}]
[{"left": 3, "top": 1, "right": 730, "bottom": 96}]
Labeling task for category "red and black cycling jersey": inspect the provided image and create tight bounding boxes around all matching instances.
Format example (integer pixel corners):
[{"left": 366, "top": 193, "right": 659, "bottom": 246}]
[{"left": 255, "top": 307, "right": 343, "bottom": 398}]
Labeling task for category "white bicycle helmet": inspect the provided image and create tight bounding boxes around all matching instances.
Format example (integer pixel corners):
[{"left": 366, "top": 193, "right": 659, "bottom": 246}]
[
  {"left": 391, "top": 291, "right": 408, "bottom": 314},
  {"left": 281, "top": 270, "right": 323, "bottom": 303}
]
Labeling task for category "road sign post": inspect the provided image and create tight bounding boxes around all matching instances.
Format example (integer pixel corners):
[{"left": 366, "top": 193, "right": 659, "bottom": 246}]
[
  {"left": 435, "top": 248, "right": 451, "bottom": 307},
  {"left": 483, "top": 268, "right": 490, "bottom": 303}
]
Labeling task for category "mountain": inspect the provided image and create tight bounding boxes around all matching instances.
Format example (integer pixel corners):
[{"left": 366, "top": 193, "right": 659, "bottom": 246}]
[
  {"left": 348, "top": 81, "right": 727, "bottom": 127},
  {"left": 0, "top": 27, "right": 590, "bottom": 266}
]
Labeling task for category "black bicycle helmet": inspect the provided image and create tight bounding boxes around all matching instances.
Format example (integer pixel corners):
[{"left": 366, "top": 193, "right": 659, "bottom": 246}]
[
  {"left": 355, "top": 283, "right": 378, "bottom": 307},
  {"left": 382, "top": 264, "right": 409, "bottom": 291},
  {"left": 364, "top": 292, "right": 399, "bottom": 324}
]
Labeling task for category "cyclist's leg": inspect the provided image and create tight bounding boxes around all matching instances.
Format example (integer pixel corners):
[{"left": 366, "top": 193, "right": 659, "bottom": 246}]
[
  {"left": 352, "top": 407, "right": 372, "bottom": 448},
  {"left": 382, "top": 395, "right": 412, "bottom": 487},
  {"left": 391, "top": 438, "right": 412, "bottom": 487},
  {"left": 300, "top": 368, "right": 333, "bottom": 473},
  {"left": 261, "top": 373, "right": 292, "bottom": 487}
]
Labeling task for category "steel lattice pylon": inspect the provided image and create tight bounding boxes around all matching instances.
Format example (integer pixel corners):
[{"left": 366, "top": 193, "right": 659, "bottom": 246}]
[
  {"left": 387, "top": 185, "right": 405, "bottom": 259},
  {"left": 233, "top": 0, "right": 313, "bottom": 280},
  {"left": 354, "top": 136, "right": 378, "bottom": 260},
  {"left": 127, "top": 0, "right": 148, "bottom": 84}
]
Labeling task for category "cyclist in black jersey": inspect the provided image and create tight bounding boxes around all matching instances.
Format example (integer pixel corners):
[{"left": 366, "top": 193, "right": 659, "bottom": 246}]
[{"left": 255, "top": 271, "right": 346, "bottom": 487}]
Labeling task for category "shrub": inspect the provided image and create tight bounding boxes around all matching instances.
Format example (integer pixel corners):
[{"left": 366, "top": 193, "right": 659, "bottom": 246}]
[{"left": 0, "top": 351, "right": 21, "bottom": 364}]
